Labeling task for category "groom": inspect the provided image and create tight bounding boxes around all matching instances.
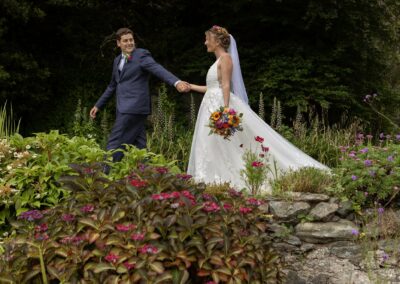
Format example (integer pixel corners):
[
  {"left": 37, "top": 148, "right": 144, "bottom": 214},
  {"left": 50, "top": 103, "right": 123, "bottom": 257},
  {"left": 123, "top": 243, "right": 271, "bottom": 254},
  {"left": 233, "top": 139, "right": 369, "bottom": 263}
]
[{"left": 90, "top": 27, "right": 190, "bottom": 165}]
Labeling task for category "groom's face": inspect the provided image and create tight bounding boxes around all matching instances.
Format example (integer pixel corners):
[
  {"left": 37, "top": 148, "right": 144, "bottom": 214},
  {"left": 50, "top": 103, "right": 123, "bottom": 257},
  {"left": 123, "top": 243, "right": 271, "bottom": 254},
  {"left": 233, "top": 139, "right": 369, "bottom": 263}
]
[{"left": 117, "top": 33, "right": 135, "bottom": 54}]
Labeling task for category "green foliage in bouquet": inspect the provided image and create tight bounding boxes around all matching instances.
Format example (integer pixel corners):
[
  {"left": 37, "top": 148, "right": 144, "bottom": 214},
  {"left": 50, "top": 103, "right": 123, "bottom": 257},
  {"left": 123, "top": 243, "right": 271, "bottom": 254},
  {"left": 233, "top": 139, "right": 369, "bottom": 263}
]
[{"left": 0, "top": 163, "right": 284, "bottom": 283}]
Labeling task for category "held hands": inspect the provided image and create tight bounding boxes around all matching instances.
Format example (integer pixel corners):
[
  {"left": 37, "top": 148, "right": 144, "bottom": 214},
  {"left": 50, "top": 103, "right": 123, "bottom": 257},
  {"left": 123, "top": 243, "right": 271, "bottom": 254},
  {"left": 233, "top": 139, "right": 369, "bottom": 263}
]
[
  {"left": 89, "top": 106, "right": 99, "bottom": 119},
  {"left": 176, "top": 81, "right": 191, "bottom": 93}
]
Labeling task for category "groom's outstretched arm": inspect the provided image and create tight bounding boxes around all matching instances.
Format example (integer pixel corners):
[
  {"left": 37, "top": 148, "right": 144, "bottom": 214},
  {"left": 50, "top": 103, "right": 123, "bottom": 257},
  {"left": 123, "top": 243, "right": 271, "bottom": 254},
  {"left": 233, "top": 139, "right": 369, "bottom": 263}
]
[{"left": 139, "top": 49, "right": 181, "bottom": 87}]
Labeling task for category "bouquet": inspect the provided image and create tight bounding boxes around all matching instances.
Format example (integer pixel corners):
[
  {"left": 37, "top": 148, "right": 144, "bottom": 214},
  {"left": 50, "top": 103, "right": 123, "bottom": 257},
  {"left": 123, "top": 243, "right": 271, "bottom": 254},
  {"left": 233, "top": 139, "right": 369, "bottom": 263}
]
[{"left": 208, "top": 106, "right": 243, "bottom": 140}]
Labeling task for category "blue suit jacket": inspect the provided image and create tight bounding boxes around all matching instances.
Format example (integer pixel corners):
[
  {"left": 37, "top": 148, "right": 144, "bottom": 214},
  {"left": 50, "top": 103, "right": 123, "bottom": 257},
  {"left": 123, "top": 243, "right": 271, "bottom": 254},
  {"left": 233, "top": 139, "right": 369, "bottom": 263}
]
[{"left": 95, "top": 48, "right": 179, "bottom": 114}]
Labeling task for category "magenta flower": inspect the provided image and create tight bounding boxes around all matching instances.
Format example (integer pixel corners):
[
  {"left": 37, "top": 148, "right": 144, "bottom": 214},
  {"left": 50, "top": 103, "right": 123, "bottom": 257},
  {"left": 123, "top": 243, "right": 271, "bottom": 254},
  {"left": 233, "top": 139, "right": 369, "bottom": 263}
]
[
  {"left": 61, "top": 214, "right": 75, "bottom": 222},
  {"left": 377, "top": 207, "right": 384, "bottom": 214},
  {"left": 131, "top": 232, "right": 145, "bottom": 241},
  {"left": 115, "top": 224, "right": 136, "bottom": 232},
  {"left": 223, "top": 203, "right": 233, "bottom": 211},
  {"left": 176, "top": 173, "right": 192, "bottom": 180},
  {"left": 155, "top": 167, "right": 168, "bottom": 174},
  {"left": 202, "top": 201, "right": 220, "bottom": 212},
  {"left": 247, "top": 198, "right": 263, "bottom": 206},
  {"left": 34, "top": 223, "right": 48, "bottom": 232},
  {"left": 130, "top": 179, "right": 148, "bottom": 188},
  {"left": 239, "top": 207, "right": 252, "bottom": 214},
  {"left": 81, "top": 204, "right": 95, "bottom": 213},
  {"left": 255, "top": 136, "right": 264, "bottom": 143},
  {"left": 60, "top": 235, "right": 85, "bottom": 245},
  {"left": 202, "top": 193, "right": 213, "bottom": 201},
  {"left": 139, "top": 244, "right": 158, "bottom": 254},
  {"left": 252, "top": 161, "right": 264, "bottom": 167},
  {"left": 261, "top": 145, "right": 269, "bottom": 152},
  {"left": 105, "top": 252, "right": 120, "bottom": 264},
  {"left": 228, "top": 188, "right": 242, "bottom": 197},
  {"left": 123, "top": 262, "right": 135, "bottom": 270}
]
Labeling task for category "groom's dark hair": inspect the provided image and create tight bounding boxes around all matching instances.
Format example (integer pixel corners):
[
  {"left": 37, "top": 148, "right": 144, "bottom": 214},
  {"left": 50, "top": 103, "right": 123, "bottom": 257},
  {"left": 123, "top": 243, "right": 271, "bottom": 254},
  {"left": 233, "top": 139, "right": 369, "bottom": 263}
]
[{"left": 116, "top": 28, "right": 133, "bottom": 40}]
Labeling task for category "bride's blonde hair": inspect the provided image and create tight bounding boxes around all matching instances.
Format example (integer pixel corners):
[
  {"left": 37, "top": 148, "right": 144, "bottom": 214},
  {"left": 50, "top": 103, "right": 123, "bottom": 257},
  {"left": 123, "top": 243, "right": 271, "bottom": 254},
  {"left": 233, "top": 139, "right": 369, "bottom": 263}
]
[{"left": 206, "top": 25, "right": 230, "bottom": 50}]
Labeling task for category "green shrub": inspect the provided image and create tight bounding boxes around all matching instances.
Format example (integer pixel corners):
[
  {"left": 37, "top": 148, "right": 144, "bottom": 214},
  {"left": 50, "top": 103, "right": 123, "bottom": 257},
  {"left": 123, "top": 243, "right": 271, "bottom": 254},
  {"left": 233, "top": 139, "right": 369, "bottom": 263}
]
[
  {"left": 272, "top": 167, "right": 334, "bottom": 195},
  {"left": 0, "top": 164, "right": 284, "bottom": 283},
  {"left": 334, "top": 134, "right": 400, "bottom": 209},
  {"left": 0, "top": 131, "right": 180, "bottom": 231}
]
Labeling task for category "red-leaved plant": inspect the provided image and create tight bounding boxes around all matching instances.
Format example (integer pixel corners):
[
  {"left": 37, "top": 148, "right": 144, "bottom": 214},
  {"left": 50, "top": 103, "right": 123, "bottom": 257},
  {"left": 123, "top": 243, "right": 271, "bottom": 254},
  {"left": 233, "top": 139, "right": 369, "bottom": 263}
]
[{"left": 0, "top": 163, "right": 283, "bottom": 283}]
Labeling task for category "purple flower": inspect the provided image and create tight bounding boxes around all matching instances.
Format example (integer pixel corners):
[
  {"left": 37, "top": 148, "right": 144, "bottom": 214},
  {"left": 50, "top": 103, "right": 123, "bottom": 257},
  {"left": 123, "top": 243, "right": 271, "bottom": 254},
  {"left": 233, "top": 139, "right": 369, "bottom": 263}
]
[
  {"left": 378, "top": 207, "right": 384, "bottom": 214},
  {"left": 396, "top": 134, "right": 400, "bottom": 141},
  {"left": 382, "top": 253, "right": 389, "bottom": 261},
  {"left": 359, "top": 148, "right": 369, "bottom": 154},
  {"left": 61, "top": 214, "right": 75, "bottom": 222},
  {"left": 176, "top": 173, "right": 192, "bottom": 180},
  {"left": 364, "top": 159, "right": 372, "bottom": 167},
  {"left": 366, "top": 134, "right": 373, "bottom": 140},
  {"left": 18, "top": 210, "right": 43, "bottom": 221},
  {"left": 379, "top": 132, "right": 385, "bottom": 139},
  {"left": 348, "top": 151, "right": 356, "bottom": 158},
  {"left": 351, "top": 175, "right": 358, "bottom": 181},
  {"left": 369, "top": 170, "right": 376, "bottom": 177},
  {"left": 351, "top": 229, "right": 359, "bottom": 236},
  {"left": 387, "top": 155, "right": 394, "bottom": 162},
  {"left": 364, "top": 192, "right": 369, "bottom": 197},
  {"left": 357, "top": 133, "right": 364, "bottom": 140},
  {"left": 81, "top": 204, "right": 95, "bottom": 213}
]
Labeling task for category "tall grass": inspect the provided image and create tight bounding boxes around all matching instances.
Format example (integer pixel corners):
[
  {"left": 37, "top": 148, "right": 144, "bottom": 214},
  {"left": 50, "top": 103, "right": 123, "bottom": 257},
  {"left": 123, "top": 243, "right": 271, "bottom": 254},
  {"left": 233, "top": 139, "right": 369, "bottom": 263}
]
[
  {"left": 147, "top": 85, "right": 194, "bottom": 171},
  {"left": 270, "top": 99, "right": 363, "bottom": 167},
  {"left": 0, "top": 102, "right": 20, "bottom": 138}
]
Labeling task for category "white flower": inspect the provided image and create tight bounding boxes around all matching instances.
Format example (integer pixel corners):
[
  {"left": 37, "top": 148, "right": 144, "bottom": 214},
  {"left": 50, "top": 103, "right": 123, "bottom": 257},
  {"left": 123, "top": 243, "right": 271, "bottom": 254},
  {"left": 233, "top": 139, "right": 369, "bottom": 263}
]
[
  {"left": 6, "top": 165, "right": 12, "bottom": 171},
  {"left": 25, "top": 145, "right": 31, "bottom": 150},
  {"left": 87, "top": 134, "right": 93, "bottom": 138},
  {"left": 13, "top": 152, "right": 19, "bottom": 158}
]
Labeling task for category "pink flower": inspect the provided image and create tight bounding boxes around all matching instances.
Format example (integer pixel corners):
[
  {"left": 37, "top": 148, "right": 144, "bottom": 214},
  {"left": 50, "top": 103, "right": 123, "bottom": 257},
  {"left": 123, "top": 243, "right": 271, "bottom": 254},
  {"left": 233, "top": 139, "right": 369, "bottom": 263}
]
[
  {"left": 115, "top": 224, "right": 136, "bottom": 232},
  {"left": 139, "top": 244, "right": 158, "bottom": 254},
  {"left": 34, "top": 223, "right": 48, "bottom": 232},
  {"left": 131, "top": 232, "right": 145, "bottom": 241},
  {"left": 228, "top": 188, "right": 242, "bottom": 197},
  {"left": 60, "top": 235, "right": 85, "bottom": 245},
  {"left": 261, "top": 145, "right": 269, "bottom": 152},
  {"left": 202, "top": 201, "right": 220, "bottom": 212},
  {"left": 228, "top": 109, "right": 237, "bottom": 115},
  {"left": 81, "top": 204, "right": 95, "bottom": 213},
  {"left": 255, "top": 136, "right": 264, "bottom": 143},
  {"left": 105, "top": 252, "right": 120, "bottom": 263},
  {"left": 130, "top": 179, "right": 148, "bottom": 188},
  {"left": 61, "top": 214, "right": 75, "bottom": 222},
  {"left": 247, "top": 198, "right": 263, "bottom": 206},
  {"left": 223, "top": 203, "right": 233, "bottom": 211},
  {"left": 155, "top": 167, "right": 168, "bottom": 174},
  {"left": 124, "top": 262, "right": 135, "bottom": 270},
  {"left": 239, "top": 207, "right": 252, "bottom": 214},
  {"left": 202, "top": 193, "right": 213, "bottom": 200},
  {"left": 251, "top": 161, "right": 264, "bottom": 167},
  {"left": 176, "top": 173, "right": 192, "bottom": 180}
]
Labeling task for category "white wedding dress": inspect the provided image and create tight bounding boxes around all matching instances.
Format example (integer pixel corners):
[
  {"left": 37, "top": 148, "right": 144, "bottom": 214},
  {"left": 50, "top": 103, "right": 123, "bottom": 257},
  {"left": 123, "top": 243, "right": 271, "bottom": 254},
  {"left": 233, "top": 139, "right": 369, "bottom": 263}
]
[{"left": 187, "top": 57, "right": 329, "bottom": 192}]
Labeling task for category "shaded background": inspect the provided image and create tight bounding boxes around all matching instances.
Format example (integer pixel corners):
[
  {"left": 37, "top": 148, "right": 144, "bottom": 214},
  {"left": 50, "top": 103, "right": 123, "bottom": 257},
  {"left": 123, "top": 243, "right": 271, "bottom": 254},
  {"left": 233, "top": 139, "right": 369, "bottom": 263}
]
[{"left": 1, "top": 0, "right": 400, "bottom": 135}]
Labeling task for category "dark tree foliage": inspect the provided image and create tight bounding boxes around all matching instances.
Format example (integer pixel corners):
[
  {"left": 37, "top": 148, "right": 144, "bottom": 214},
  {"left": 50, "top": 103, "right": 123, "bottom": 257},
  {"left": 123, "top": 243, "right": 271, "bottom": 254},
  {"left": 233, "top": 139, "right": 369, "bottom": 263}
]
[{"left": 1, "top": 0, "right": 399, "bottom": 134}]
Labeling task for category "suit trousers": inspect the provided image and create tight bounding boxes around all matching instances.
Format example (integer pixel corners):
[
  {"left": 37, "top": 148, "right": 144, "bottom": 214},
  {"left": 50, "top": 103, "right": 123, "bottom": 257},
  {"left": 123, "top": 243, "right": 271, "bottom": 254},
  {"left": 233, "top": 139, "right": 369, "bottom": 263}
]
[{"left": 106, "top": 110, "right": 147, "bottom": 162}]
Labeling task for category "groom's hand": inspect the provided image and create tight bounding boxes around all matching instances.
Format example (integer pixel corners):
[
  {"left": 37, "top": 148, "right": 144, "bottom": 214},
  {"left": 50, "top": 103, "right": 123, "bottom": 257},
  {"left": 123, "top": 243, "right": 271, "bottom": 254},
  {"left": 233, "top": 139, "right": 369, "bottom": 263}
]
[
  {"left": 176, "top": 81, "right": 191, "bottom": 93},
  {"left": 90, "top": 106, "right": 99, "bottom": 119}
]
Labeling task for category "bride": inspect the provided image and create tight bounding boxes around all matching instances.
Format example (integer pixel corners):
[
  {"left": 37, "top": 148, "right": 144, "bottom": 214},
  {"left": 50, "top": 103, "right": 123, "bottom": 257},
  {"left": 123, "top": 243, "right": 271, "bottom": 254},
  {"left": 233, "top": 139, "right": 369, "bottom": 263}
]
[{"left": 187, "top": 25, "right": 328, "bottom": 192}]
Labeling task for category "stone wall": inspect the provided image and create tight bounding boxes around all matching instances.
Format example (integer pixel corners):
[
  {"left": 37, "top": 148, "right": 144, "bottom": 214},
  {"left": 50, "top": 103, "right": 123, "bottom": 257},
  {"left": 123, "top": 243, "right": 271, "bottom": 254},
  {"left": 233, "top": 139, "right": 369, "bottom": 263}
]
[{"left": 262, "top": 192, "right": 400, "bottom": 284}]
